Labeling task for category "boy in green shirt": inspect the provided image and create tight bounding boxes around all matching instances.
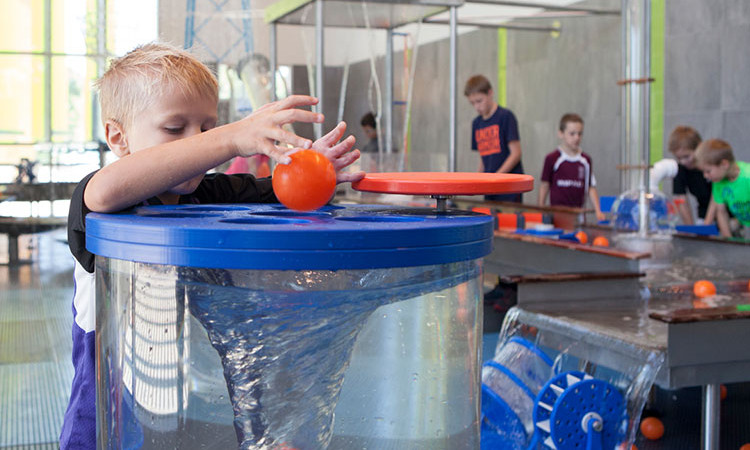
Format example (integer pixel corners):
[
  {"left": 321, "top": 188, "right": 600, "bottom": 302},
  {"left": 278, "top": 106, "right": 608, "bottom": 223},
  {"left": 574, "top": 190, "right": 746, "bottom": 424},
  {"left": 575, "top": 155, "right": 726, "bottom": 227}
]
[{"left": 695, "top": 138, "right": 750, "bottom": 237}]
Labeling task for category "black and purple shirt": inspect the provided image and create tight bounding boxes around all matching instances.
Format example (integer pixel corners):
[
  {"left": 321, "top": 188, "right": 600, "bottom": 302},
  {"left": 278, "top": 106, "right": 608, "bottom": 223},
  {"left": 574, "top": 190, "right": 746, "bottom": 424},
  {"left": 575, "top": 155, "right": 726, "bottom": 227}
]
[{"left": 61, "top": 171, "right": 276, "bottom": 449}]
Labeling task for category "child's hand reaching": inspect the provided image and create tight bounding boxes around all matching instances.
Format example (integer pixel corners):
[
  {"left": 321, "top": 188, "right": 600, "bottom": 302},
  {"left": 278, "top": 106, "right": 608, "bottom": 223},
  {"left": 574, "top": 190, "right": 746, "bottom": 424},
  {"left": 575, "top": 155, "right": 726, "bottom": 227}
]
[
  {"left": 312, "top": 121, "right": 365, "bottom": 184},
  {"left": 230, "top": 95, "right": 323, "bottom": 164}
]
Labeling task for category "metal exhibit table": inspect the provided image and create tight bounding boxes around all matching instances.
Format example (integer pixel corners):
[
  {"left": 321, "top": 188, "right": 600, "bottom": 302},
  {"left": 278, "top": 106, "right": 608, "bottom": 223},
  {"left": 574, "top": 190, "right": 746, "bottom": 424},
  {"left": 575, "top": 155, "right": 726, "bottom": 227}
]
[{"left": 491, "top": 231, "right": 750, "bottom": 450}]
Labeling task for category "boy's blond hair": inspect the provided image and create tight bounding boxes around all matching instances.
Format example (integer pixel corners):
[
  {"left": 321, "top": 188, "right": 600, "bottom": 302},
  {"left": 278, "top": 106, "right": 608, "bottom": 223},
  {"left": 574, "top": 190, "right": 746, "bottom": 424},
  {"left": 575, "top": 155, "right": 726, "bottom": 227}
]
[
  {"left": 95, "top": 42, "right": 218, "bottom": 129},
  {"left": 695, "top": 138, "right": 735, "bottom": 166},
  {"left": 464, "top": 75, "right": 492, "bottom": 96},
  {"left": 668, "top": 126, "right": 702, "bottom": 154}
]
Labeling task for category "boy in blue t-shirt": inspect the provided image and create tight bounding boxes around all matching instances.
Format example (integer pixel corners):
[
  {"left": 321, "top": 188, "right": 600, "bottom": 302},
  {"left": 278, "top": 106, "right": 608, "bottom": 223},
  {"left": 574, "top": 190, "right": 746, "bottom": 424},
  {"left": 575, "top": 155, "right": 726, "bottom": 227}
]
[
  {"left": 60, "top": 42, "right": 364, "bottom": 449},
  {"left": 464, "top": 74, "right": 524, "bottom": 202}
]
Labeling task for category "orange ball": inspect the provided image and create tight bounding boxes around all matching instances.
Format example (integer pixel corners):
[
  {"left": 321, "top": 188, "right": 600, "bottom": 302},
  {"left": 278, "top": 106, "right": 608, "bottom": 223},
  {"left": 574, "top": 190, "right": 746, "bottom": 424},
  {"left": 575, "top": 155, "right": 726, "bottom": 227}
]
[
  {"left": 575, "top": 231, "right": 588, "bottom": 244},
  {"left": 692, "top": 299, "right": 709, "bottom": 309},
  {"left": 640, "top": 417, "right": 664, "bottom": 440},
  {"left": 747, "top": 280, "right": 750, "bottom": 292},
  {"left": 272, "top": 149, "right": 336, "bottom": 211},
  {"left": 693, "top": 280, "right": 717, "bottom": 298},
  {"left": 721, "top": 384, "right": 727, "bottom": 400},
  {"left": 592, "top": 236, "right": 610, "bottom": 247},
  {"left": 740, "top": 444, "right": 750, "bottom": 450}
]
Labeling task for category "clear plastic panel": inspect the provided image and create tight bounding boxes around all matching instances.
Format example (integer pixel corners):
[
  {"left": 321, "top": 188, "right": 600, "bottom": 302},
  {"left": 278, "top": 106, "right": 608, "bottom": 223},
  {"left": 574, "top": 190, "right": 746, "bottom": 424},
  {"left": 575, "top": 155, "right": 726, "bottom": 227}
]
[{"left": 96, "top": 257, "right": 483, "bottom": 449}]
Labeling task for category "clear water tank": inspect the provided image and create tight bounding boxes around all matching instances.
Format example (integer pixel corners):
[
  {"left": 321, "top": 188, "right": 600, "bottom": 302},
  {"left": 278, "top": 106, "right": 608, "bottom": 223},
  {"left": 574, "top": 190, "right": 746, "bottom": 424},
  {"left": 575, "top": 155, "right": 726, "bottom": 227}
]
[{"left": 87, "top": 203, "right": 493, "bottom": 449}]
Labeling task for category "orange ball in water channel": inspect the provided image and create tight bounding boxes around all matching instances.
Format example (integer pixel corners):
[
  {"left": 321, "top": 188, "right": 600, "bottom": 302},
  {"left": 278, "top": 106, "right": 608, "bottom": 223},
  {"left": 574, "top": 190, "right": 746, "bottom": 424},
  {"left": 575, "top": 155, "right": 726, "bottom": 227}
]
[
  {"left": 575, "top": 231, "right": 588, "bottom": 244},
  {"left": 640, "top": 417, "right": 664, "bottom": 440},
  {"left": 693, "top": 280, "right": 717, "bottom": 298},
  {"left": 592, "top": 236, "right": 610, "bottom": 247},
  {"left": 272, "top": 149, "right": 336, "bottom": 211}
]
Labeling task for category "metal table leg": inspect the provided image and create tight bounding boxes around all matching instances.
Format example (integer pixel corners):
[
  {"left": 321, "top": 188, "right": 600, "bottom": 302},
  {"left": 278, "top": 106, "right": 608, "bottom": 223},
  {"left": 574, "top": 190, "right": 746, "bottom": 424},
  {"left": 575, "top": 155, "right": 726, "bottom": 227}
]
[
  {"left": 8, "top": 234, "right": 19, "bottom": 265},
  {"left": 702, "top": 383, "right": 720, "bottom": 450}
]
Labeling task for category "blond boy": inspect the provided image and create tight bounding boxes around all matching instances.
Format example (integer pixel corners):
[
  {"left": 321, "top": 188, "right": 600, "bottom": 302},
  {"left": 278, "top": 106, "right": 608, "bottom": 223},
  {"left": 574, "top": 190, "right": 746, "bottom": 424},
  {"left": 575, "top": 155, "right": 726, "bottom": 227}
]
[{"left": 61, "top": 42, "right": 362, "bottom": 449}]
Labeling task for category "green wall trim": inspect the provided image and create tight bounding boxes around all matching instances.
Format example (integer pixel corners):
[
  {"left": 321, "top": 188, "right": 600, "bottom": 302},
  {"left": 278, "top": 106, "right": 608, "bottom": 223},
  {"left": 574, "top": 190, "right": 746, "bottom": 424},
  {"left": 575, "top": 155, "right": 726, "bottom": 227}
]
[
  {"left": 264, "top": 0, "right": 312, "bottom": 24},
  {"left": 650, "top": 0, "right": 665, "bottom": 163},
  {"left": 497, "top": 28, "right": 507, "bottom": 107}
]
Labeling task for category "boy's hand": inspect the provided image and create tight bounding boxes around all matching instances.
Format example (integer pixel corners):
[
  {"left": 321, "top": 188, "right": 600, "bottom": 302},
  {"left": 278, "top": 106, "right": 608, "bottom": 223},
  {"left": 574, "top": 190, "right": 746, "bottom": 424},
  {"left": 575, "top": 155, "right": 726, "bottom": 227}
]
[
  {"left": 233, "top": 95, "right": 323, "bottom": 164},
  {"left": 312, "top": 122, "right": 365, "bottom": 184}
]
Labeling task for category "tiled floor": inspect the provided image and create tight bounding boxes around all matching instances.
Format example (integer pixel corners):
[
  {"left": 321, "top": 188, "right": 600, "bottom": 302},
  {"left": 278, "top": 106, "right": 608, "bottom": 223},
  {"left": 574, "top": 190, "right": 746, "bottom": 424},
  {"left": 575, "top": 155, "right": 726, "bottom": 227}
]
[{"left": 1, "top": 229, "right": 74, "bottom": 449}]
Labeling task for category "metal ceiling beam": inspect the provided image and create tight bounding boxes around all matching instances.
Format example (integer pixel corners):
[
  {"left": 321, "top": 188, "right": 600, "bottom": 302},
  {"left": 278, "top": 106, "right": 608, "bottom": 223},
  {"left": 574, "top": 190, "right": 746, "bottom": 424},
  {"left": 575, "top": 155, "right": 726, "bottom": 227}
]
[
  {"left": 464, "top": 0, "right": 620, "bottom": 16},
  {"left": 424, "top": 18, "right": 560, "bottom": 32}
]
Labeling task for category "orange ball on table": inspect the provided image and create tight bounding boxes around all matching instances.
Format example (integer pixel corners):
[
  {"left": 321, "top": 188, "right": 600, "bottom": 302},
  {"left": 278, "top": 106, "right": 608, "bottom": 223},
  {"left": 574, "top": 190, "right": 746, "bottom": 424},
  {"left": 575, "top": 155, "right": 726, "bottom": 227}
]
[
  {"left": 592, "top": 236, "right": 610, "bottom": 247},
  {"left": 640, "top": 417, "right": 664, "bottom": 440},
  {"left": 692, "top": 299, "right": 709, "bottom": 309},
  {"left": 272, "top": 149, "right": 336, "bottom": 211},
  {"left": 693, "top": 280, "right": 717, "bottom": 298},
  {"left": 575, "top": 231, "right": 588, "bottom": 244}
]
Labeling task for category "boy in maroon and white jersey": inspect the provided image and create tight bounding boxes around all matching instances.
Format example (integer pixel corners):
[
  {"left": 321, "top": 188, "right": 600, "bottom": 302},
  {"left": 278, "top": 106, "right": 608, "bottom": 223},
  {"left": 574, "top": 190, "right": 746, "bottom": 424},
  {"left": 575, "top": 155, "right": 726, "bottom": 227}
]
[{"left": 538, "top": 113, "right": 605, "bottom": 221}]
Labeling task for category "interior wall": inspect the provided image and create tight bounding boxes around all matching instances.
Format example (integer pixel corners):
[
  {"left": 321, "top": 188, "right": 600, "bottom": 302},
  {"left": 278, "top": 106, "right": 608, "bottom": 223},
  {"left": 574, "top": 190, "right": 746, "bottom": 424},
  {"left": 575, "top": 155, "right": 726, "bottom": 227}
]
[
  {"left": 664, "top": 0, "right": 750, "bottom": 162},
  {"left": 506, "top": 0, "right": 622, "bottom": 199},
  {"left": 157, "top": 0, "right": 750, "bottom": 200}
]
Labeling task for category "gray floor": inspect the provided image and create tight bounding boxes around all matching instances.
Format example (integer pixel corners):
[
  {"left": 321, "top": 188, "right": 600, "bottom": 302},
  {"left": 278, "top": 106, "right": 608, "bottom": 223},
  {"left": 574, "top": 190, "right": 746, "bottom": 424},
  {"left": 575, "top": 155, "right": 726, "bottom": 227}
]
[{"left": 1, "top": 229, "right": 73, "bottom": 449}]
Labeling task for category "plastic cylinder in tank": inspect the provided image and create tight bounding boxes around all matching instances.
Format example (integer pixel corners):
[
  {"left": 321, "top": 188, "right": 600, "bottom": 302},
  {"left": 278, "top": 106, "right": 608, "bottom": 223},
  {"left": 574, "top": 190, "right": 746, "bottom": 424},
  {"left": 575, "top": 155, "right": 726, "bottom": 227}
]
[{"left": 87, "top": 204, "right": 493, "bottom": 449}]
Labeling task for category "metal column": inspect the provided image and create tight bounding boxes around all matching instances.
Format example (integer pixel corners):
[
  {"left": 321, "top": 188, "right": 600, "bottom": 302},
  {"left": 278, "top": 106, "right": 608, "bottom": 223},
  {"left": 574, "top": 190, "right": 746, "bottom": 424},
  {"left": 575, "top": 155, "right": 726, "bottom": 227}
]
[
  {"left": 702, "top": 384, "right": 720, "bottom": 450},
  {"left": 621, "top": 0, "right": 652, "bottom": 235},
  {"left": 315, "top": 0, "right": 324, "bottom": 139},
  {"left": 385, "top": 29, "right": 394, "bottom": 155},
  {"left": 270, "top": 22, "right": 277, "bottom": 102},
  {"left": 449, "top": 6, "right": 458, "bottom": 172}
]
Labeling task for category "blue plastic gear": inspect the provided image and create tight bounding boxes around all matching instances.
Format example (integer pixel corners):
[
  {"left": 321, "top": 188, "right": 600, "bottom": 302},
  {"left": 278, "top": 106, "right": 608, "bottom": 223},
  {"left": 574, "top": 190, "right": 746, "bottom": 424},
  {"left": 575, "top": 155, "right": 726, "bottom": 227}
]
[{"left": 532, "top": 371, "right": 627, "bottom": 450}]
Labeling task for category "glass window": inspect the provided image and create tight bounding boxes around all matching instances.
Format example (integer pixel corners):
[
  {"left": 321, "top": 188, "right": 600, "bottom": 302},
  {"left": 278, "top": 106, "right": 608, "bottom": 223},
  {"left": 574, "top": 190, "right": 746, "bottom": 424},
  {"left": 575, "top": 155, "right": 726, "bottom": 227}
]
[
  {"left": 0, "top": 55, "right": 46, "bottom": 144},
  {"left": 0, "top": 0, "right": 45, "bottom": 53},
  {"left": 51, "top": 56, "right": 98, "bottom": 143},
  {"left": 51, "top": 0, "right": 96, "bottom": 55}
]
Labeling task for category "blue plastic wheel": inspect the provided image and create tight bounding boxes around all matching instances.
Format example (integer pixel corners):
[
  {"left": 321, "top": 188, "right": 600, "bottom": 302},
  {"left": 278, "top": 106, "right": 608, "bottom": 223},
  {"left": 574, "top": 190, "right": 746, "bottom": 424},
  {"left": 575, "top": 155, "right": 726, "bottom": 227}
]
[{"left": 532, "top": 371, "right": 627, "bottom": 450}]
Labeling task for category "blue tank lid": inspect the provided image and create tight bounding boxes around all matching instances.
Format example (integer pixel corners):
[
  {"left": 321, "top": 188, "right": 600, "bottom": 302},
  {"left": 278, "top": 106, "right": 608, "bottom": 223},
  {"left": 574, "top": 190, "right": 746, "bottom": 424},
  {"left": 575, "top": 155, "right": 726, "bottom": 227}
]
[{"left": 86, "top": 204, "right": 494, "bottom": 270}]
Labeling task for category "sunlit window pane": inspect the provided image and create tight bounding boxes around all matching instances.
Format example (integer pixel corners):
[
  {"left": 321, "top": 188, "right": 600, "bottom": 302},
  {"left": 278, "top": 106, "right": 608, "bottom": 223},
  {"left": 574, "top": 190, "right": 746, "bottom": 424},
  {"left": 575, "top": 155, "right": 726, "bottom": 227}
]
[
  {"left": 109, "top": 0, "right": 158, "bottom": 55},
  {"left": 51, "top": 56, "right": 98, "bottom": 142},
  {"left": 0, "top": 55, "right": 46, "bottom": 144},
  {"left": 51, "top": 0, "right": 98, "bottom": 55},
  {"left": 0, "top": 0, "right": 45, "bottom": 53}
]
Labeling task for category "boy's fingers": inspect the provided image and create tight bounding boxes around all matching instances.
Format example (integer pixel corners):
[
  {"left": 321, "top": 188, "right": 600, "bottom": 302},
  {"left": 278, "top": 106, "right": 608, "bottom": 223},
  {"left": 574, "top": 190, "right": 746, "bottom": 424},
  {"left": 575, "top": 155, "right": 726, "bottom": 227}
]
[
  {"left": 272, "top": 95, "right": 319, "bottom": 111},
  {"left": 331, "top": 148, "right": 360, "bottom": 170},
  {"left": 263, "top": 142, "right": 292, "bottom": 165},
  {"left": 325, "top": 135, "right": 355, "bottom": 158},
  {"left": 336, "top": 170, "right": 366, "bottom": 184},
  {"left": 275, "top": 109, "right": 324, "bottom": 125},
  {"left": 270, "top": 128, "right": 312, "bottom": 150},
  {"left": 314, "top": 122, "right": 346, "bottom": 149}
]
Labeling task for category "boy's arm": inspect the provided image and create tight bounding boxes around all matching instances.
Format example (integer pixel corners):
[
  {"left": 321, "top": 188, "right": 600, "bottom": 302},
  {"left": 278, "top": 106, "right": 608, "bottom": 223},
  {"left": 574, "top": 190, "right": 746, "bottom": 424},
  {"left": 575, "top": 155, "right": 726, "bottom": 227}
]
[
  {"left": 538, "top": 181, "right": 550, "bottom": 207},
  {"left": 674, "top": 195, "right": 694, "bottom": 225},
  {"left": 715, "top": 203, "right": 731, "bottom": 237},
  {"left": 703, "top": 198, "right": 717, "bottom": 225},
  {"left": 496, "top": 140, "right": 521, "bottom": 174},
  {"left": 588, "top": 186, "right": 606, "bottom": 221},
  {"left": 86, "top": 96, "right": 322, "bottom": 213}
]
